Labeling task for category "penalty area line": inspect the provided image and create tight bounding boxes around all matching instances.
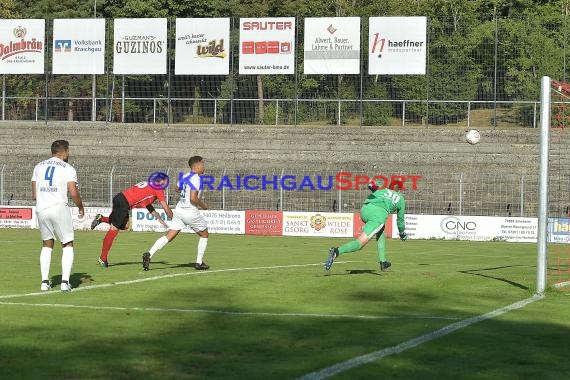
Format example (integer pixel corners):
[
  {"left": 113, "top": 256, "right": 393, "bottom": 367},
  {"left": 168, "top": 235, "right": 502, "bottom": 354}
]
[
  {"left": 0, "top": 261, "right": 354, "bottom": 300},
  {"left": 0, "top": 301, "right": 461, "bottom": 321},
  {"left": 297, "top": 293, "right": 544, "bottom": 380}
]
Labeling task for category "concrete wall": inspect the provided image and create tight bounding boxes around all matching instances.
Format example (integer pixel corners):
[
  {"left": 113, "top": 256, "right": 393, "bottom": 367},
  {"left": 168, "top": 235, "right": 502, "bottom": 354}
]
[{"left": 0, "top": 121, "right": 565, "bottom": 216}]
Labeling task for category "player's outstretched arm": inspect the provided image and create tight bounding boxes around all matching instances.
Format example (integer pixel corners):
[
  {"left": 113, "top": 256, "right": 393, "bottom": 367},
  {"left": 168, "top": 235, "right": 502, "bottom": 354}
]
[
  {"left": 159, "top": 200, "right": 174, "bottom": 219},
  {"left": 150, "top": 210, "right": 169, "bottom": 229},
  {"left": 68, "top": 181, "right": 84, "bottom": 218}
]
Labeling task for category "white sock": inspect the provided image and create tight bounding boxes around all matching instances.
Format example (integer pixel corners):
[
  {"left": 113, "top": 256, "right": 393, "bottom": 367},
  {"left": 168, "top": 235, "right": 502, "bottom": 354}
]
[
  {"left": 40, "top": 247, "right": 53, "bottom": 281},
  {"left": 61, "top": 246, "right": 74, "bottom": 283},
  {"left": 196, "top": 237, "right": 208, "bottom": 264},
  {"left": 149, "top": 236, "right": 169, "bottom": 257}
]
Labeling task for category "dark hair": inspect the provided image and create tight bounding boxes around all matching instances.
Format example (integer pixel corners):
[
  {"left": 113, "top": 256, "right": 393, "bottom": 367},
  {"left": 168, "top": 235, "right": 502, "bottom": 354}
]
[
  {"left": 188, "top": 156, "right": 203, "bottom": 168},
  {"left": 51, "top": 140, "right": 69, "bottom": 154}
]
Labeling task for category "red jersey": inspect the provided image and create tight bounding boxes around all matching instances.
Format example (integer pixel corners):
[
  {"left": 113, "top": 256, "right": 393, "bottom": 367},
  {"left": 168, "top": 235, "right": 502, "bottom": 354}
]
[{"left": 122, "top": 181, "right": 166, "bottom": 209}]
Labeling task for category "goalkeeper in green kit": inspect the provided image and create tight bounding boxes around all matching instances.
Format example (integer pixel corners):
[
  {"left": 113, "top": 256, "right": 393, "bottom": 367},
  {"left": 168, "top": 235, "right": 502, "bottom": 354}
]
[{"left": 325, "top": 178, "right": 408, "bottom": 272}]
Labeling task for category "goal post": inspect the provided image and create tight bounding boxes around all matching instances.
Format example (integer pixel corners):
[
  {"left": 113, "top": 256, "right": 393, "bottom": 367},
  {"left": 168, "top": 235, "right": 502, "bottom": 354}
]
[
  {"left": 539, "top": 76, "right": 570, "bottom": 293},
  {"left": 536, "top": 76, "right": 550, "bottom": 294}
]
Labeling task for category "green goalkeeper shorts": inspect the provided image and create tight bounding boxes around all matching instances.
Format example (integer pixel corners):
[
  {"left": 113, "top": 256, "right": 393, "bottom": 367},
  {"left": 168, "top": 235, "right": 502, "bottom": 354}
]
[{"left": 360, "top": 203, "right": 390, "bottom": 239}]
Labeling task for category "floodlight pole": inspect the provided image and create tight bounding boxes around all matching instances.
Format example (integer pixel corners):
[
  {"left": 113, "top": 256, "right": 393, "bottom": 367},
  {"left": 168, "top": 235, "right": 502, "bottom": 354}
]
[{"left": 536, "top": 76, "right": 551, "bottom": 295}]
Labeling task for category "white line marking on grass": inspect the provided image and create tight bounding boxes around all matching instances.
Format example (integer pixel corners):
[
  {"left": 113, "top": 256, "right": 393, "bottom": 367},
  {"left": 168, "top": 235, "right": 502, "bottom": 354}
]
[
  {"left": 0, "top": 301, "right": 461, "bottom": 321},
  {"left": 297, "top": 294, "right": 544, "bottom": 380},
  {"left": 0, "top": 261, "right": 354, "bottom": 300},
  {"left": 553, "top": 281, "right": 570, "bottom": 289}
]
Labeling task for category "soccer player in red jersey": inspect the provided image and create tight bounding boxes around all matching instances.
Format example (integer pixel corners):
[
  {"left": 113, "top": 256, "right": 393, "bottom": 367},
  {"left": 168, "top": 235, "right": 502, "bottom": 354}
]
[{"left": 90, "top": 175, "right": 174, "bottom": 268}]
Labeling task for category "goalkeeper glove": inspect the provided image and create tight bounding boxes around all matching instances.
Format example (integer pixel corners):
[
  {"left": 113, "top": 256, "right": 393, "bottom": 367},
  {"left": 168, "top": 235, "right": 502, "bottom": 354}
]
[{"left": 399, "top": 231, "right": 408, "bottom": 241}]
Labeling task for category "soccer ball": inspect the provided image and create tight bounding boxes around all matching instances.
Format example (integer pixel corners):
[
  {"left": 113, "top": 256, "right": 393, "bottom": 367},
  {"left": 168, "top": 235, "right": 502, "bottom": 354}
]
[{"left": 465, "top": 129, "right": 480, "bottom": 145}]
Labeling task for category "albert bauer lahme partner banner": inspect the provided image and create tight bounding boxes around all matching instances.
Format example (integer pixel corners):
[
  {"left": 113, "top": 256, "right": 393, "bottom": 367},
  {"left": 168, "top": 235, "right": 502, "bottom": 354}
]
[
  {"left": 113, "top": 18, "right": 167, "bottom": 74},
  {"left": 304, "top": 17, "right": 360, "bottom": 74},
  {"left": 52, "top": 19, "right": 105, "bottom": 74},
  {"left": 0, "top": 19, "right": 44, "bottom": 74},
  {"left": 175, "top": 18, "right": 230, "bottom": 75}
]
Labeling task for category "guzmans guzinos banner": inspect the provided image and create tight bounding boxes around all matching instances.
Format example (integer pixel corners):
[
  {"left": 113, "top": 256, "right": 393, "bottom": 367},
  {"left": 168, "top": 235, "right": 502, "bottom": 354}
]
[
  {"left": 175, "top": 18, "right": 230, "bottom": 75},
  {"left": 368, "top": 16, "right": 426, "bottom": 75},
  {"left": 113, "top": 18, "right": 167, "bottom": 74},
  {"left": 52, "top": 19, "right": 105, "bottom": 74},
  {"left": 0, "top": 19, "right": 44, "bottom": 74},
  {"left": 304, "top": 17, "right": 360, "bottom": 74},
  {"left": 239, "top": 17, "right": 295, "bottom": 74}
]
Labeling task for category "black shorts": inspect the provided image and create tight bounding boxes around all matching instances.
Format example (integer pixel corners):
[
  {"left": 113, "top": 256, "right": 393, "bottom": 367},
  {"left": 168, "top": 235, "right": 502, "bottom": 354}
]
[{"left": 109, "top": 193, "right": 130, "bottom": 230}]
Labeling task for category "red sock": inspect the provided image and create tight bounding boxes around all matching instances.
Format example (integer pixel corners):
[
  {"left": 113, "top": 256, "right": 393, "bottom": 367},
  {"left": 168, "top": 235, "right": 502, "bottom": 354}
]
[
  {"left": 101, "top": 216, "right": 110, "bottom": 224},
  {"left": 100, "top": 229, "right": 119, "bottom": 261}
]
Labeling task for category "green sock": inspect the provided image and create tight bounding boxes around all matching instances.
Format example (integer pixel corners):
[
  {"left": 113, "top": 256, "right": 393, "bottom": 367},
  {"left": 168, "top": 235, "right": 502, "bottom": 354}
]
[
  {"left": 377, "top": 232, "right": 387, "bottom": 262},
  {"left": 338, "top": 239, "right": 361, "bottom": 255}
]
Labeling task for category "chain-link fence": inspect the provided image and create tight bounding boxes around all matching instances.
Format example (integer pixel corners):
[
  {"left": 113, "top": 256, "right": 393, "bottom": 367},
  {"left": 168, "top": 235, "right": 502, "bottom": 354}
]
[
  {"left": 1, "top": 13, "right": 568, "bottom": 128},
  {"left": 1, "top": 163, "right": 552, "bottom": 217}
]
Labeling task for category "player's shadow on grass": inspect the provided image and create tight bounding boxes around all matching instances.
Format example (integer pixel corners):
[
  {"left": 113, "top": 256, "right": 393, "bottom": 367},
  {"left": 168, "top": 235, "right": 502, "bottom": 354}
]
[
  {"left": 458, "top": 265, "right": 529, "bottom": 290},
  {"left": 50, "top": 273, "right": 93, "bottom": 289},
  {"left": 108, "top": 261, "right": 168, "bottom": 268},
  {"left": 324, "top": 269, "right": 383, "bottom": 276}
]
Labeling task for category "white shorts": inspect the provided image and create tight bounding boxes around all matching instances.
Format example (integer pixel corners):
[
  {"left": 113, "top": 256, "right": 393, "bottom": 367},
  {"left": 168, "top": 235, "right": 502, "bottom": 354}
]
[
  {"left": 170, "top": 208, "right": 208, "bottom": 232},
  {"left": 37, "top": 204, "right": 74, "bottom": 243}
]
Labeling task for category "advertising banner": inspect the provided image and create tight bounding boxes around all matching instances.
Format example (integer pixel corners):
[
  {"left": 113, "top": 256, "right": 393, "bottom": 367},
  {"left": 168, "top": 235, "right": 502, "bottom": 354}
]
[
  {"left": 282, "top": 212, "right": 353, "bottom": 237},
  {"left": 393, "top": 214, "right": 538, "bottom": 242},
  {"left": 113, "top": 18, "right": 167, "bottom": 74},
  {"left": 131, "top": 209, "right": 245, "bottom": 234},
  {"left": 52, "top": 18, "right": 105, "bottom": 74},
  {"left": 304, "top": 17, "right": 360, "bottom": 74},
  {"left": 245, "top": 210, "right": 283, "bottom": 235},
  {"left": 0, "top": 206, "right": 36, "bottom": 228},
  {"left": 175, "top": 18, "right": 230, "bottom": 75},
  {"left": 368, "top": 16, "right": 427, "bottom": 75},
  {"left": 239, "top": 17, "right": 295, "bottom": 74},
  {"left": 0, "top": 19, "right": 44, "bottom": 74}
]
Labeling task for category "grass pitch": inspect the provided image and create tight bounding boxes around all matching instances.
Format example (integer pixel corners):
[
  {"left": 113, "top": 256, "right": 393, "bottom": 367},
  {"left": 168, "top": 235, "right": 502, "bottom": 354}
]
[{"left": 0, "top": 229, "right": 569, "bottom": 379}]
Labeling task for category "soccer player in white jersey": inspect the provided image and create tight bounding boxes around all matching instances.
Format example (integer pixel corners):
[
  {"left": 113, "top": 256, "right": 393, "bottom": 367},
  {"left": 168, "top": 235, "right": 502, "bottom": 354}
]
[
  {"left": 142, "top": 156, "right": 210, "bottom": 271},
  {"left": 31, "top": 140, "right": 84, "bottom": 292}
]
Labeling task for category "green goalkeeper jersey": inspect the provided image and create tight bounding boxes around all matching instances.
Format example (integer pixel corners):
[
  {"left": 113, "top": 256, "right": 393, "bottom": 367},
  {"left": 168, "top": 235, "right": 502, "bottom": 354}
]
[{"left": 363, "top": 188, "right": 406, "bottom": 232}]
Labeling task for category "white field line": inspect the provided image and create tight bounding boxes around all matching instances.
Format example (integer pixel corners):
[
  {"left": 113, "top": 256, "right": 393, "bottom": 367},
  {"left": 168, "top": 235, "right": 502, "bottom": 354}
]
[
  {"left": 0, "top": 261, "right": 354, "bottom": 300},
  {"left": 297, "top": 294, "right": 544, "bottom": 380},
  {"left": 0, "top": 301, "right": 461, "bottom": 321}
]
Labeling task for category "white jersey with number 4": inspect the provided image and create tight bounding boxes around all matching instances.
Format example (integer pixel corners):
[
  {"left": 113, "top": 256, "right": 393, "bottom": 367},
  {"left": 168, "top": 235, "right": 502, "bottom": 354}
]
[
  {"left": 31, "top": 157, "right": 78, "bottom": 213},
  {"left": 176, "top": 172, "right": 202, "bottom": 211}
]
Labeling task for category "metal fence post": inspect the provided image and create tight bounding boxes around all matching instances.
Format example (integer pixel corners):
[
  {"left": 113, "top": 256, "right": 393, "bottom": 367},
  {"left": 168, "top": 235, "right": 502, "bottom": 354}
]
[
  {"left": 459, "top": 172, "right": 464, "bottom": 216},
  {"left": 109, "top": 166, "right": 116, "bottom": 207},
  {"left": 222, "top": 168, "right": 226, "bottom": 210},
  {"left": 121, "top": 75, "right": 125, "bottom": 123},
  {"left": 279, "top": 168, "right": 285, "bottom": 211},
  {"left": 402, "top": 101, "right": 406, "bottom": 127},
  {"left": 35, "top": 96, "right": 39, "bottom": 121},
  {"left": 275, "top": 99, "right": 279, "bottom": 125},
  {"left": 520, "top": 175, "right": 524, "bottom": 216},
  {"left": 1, "top": 75, "right": 5, "bottom": 121},
  {"left": 337, "top": 177, "right": 342, "bottom": 213},
  {"left": 166, "top": 167, "right": 171, "bottom": 207},
  {"left": 0, "top": 164, "right": 5, "bottom": 205},
  {"left": 337, "top": 99, "right": 341, "bottom": 126},
  {"left": 153, "top": 98, "right": 156, "bottom": 124},
  {"left": 467, "top": 101, "right": 471, "bottom": 128},
  {"left": 214, "top": 99, "right": 217, "bottom": 125}
]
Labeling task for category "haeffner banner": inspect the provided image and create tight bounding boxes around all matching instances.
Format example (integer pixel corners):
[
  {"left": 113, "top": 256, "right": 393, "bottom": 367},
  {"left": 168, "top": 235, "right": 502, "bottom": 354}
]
[{"left": 368, "top": 16, "right": 426, "bottom": 75}]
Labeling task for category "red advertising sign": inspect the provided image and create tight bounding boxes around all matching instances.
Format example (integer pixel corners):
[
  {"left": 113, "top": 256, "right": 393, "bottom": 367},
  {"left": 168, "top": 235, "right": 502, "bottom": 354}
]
[
  {"left": 245, "top": 210, "right": 283, "bottom": 235},
  {"left": 0, "top": 207, "right": 33, "bottom": 220}
]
